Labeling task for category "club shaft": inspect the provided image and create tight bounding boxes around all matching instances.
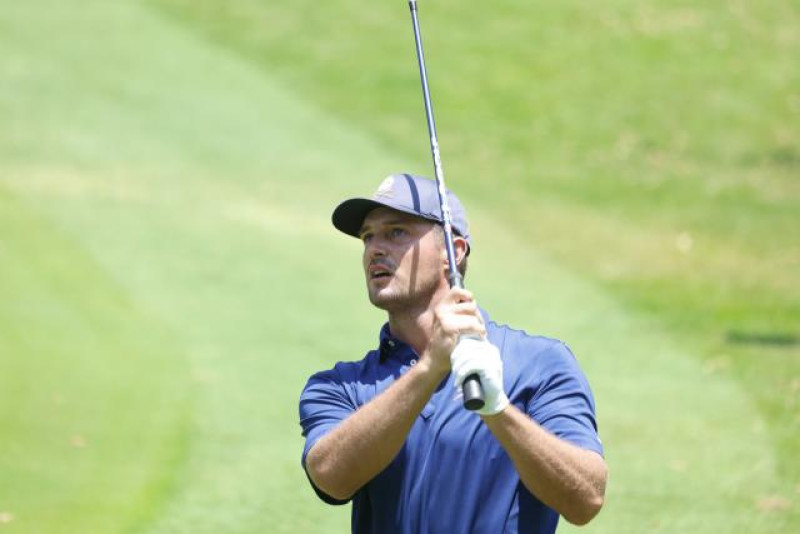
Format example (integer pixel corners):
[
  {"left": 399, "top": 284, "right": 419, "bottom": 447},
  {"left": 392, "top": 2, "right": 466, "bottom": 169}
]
[
  {"left": 409, "top": 0, "right": 461, "bottom": 289},
  {"left": 408, "top": 0, "right": 484, "bottom": 411}
]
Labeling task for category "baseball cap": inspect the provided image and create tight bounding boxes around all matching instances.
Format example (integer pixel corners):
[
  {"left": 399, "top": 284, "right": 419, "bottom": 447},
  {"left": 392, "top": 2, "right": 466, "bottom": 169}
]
[{"left": 331, "top": 173, "right": 471, "bottom": 249}]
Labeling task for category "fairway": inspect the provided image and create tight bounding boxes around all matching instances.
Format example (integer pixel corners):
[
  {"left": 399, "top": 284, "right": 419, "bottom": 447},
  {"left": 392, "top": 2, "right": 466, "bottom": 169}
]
[{"left": 1, "top": 0, "right": 798, "bottom": 532}]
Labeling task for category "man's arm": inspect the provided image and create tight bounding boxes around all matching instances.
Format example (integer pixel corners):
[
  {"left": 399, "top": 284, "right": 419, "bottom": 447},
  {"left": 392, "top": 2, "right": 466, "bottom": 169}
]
[
  {"left": 450, "top": 339, "right": 606, "bottom": 525},
  {"left": 305, "top": 288, "right": 484, "bottom": 501},
  {"left": 482, "top": 405, "right": 607, "bottom": 525},
  {"left": 304, "top": 360, "right": 445, "bottom": 501}
]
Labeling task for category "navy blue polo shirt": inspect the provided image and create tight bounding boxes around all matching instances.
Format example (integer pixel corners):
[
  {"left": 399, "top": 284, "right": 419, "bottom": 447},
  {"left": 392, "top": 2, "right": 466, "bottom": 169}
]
[{"left": 299, "top": 312, "right": 603, "bottom": 534}]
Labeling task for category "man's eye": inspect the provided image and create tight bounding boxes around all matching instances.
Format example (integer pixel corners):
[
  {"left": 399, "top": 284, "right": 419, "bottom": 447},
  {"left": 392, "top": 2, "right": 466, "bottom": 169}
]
[
  {"left": 390, "top": 228, "right": 406, "bottom": 238},
  {"left": 361, "top": 233, "right": 373, "bottom": 243}
]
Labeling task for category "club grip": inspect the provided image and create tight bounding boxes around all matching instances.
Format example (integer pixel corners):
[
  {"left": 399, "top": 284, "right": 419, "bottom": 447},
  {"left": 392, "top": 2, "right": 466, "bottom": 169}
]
[
  {"left": 453, "top": 292, "right": 485, "bottom": 411},
  {"left": 462, "top": 373, "right": 485, "bottom": 411}
]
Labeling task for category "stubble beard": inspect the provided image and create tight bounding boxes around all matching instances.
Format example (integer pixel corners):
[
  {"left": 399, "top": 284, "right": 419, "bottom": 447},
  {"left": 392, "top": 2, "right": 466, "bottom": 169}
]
[{"left": 367, "top": 270, "right": 442, "bottom": 315}]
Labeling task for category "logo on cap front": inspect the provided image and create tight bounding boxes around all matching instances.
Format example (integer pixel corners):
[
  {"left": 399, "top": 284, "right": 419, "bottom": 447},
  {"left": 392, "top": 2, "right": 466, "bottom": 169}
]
[{"left": 374, "top": 176, "right": 395, "bottom": 199}]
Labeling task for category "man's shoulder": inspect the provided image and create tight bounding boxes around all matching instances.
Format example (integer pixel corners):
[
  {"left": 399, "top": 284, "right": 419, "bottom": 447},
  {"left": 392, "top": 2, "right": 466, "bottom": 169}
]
[
  {"left": 487, "top": 318, "right": 569, "bottom": 357},
  {"left": 305, "top": 349, "right": 379, "bottom": 385},
  {"left": 486, "top": 318, "right": 582, "bottom": 383}
]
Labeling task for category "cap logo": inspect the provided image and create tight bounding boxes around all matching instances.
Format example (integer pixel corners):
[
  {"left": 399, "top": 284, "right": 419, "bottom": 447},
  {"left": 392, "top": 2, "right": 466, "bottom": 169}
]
[{"left": 374, "top": 176, "right": 395, "bottom": 199}]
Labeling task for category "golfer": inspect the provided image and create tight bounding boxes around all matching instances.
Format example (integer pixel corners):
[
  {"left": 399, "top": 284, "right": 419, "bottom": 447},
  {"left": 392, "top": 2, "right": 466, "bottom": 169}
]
[{"left": 299, "top": 173, "right": 606, "bottom": 533}]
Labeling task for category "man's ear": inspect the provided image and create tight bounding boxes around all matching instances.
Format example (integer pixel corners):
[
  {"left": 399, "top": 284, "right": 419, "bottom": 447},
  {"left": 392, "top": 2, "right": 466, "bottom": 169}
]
[
  {"left": 439, "top": 234, "right": 468, "bottom": 270},
  {"left": 453, "top": 236, "right": 468, "bottom": 268}
]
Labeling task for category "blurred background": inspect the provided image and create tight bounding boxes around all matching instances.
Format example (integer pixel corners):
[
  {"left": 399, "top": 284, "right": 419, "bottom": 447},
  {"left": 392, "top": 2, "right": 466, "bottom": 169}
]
[{"left": 0, "top": 0, "right": 797, "bottom": 532}]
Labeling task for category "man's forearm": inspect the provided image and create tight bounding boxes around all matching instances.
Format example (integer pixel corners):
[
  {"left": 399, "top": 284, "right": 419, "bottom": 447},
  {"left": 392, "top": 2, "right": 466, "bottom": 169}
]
[
  {"left": 305, "top": 361, "right": 445, "bottom": 500},
  {"left": 482, "top": 405, "right": 607, "bottom": 525}
]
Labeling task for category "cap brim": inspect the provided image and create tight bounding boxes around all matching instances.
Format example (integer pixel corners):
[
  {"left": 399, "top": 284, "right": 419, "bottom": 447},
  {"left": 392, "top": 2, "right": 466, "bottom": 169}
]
[{"left": 331, "top": 198, "right": 442, "bottom": 238}]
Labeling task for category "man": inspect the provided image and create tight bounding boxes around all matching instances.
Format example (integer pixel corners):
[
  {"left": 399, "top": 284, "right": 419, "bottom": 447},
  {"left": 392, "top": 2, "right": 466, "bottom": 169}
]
[{"left": 299, "top": 173, "right": 606, "bottom": 533}]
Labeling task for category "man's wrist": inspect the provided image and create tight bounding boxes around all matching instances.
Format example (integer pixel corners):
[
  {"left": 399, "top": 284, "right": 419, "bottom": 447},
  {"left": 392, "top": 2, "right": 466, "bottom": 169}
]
[
  {"left": 478, "top": 395, "right": 511, "bottom": 418},
  {"left": 410, "top": 357, "right": 449, "bottom": 388}
]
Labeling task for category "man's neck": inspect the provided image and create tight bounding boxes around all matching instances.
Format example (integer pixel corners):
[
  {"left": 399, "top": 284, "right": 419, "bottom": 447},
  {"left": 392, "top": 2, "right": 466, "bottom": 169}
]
[
  {"left": 385, "top": 281, "right": 452, "bottom": 356},
  {"left": 387, "top": 306, "right": 436, "bottom": 357}
]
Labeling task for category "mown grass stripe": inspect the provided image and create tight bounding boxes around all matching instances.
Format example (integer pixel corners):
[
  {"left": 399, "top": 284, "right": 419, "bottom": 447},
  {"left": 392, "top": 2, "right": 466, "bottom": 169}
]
[{"left": 0, "top": 182, "right": 192, "bottom": 533}]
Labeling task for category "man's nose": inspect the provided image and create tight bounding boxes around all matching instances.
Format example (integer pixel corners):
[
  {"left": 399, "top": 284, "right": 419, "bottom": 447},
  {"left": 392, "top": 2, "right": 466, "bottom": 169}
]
[
  {"left": 367, "top": 235, "right": 386, "bottom": 254},
  {"left": 366, "top": 236, "right": 388, "bottom": 258},
  {"left": 367, "top": 244, "right": 386, "bottom": 260}
]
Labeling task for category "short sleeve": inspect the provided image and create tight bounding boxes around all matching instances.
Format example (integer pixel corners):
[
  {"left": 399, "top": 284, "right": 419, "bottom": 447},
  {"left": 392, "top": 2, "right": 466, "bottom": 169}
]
[
  {"left": 527, "top": 342, "right": 603, "bottom": 456},
  {"left": 298, "top": 367, "right": 358, "bottom": 504}
]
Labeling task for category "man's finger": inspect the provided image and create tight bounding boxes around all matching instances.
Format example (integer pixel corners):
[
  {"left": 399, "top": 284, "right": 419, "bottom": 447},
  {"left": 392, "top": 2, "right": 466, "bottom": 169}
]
[
  {"left": 439, "top": 314, "right": 486, "bottom": 338},
  {"left": 450, "top": 300, "right": 479, "bottom": 316},
  {"left": 447, "top": 287, "right": 474, "bottom": 304}
]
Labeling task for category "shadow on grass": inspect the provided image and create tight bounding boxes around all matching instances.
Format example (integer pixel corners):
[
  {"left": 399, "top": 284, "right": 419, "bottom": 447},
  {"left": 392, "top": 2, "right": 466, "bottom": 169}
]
[{"left": 726, "top": 330, "right": 800, "bottom": 348}]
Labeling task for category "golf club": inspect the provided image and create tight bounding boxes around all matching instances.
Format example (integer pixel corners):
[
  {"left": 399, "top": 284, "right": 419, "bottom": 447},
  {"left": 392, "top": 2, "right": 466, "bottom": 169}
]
[{"left": 408, "top": 0, "right": 485, "bottom": 411}]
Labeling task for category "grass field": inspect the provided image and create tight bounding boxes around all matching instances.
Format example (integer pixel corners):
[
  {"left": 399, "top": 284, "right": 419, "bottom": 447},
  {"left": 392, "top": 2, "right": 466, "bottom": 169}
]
[{"left": 1, "top": 0, "right": 797, "bottom": 532}]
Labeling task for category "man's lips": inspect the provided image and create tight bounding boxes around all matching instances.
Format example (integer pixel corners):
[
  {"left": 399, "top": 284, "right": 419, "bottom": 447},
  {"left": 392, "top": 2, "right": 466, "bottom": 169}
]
[{"left": 368, "top": 261, "right": 395, "bottom": 280}]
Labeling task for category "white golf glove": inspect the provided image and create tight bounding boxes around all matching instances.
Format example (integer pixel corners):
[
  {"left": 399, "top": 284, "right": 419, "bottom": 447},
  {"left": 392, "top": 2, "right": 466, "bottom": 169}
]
[{"left": 450, "top": 337, "right": 509, "bottom": 416}]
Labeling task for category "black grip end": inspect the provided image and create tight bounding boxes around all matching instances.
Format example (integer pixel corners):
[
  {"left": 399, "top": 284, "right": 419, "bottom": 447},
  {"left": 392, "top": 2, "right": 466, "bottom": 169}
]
[{"left": 462, "top": 373, "right": 485, "bottom": 411}]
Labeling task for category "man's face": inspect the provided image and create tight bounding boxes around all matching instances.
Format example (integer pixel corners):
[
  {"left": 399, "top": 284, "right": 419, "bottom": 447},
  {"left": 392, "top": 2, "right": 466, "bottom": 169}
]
[{"left": 359, "top": 207, "right": 447, "bottom": 312}]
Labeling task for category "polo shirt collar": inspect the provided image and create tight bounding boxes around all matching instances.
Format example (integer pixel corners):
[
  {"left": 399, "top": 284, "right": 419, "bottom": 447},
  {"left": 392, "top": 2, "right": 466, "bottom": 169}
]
[
  {"left": 378, "top": 323, "right": 410, "bottom": 363},
  {"left": 377, "top": 310, "right": 493, "bottom": 363}
]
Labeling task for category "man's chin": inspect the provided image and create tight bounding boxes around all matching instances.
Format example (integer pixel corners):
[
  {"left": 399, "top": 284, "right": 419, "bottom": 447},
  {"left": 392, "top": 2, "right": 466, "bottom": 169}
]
[
  {"left": 368, "top": 288, "right": 410, "bottom": 311},
  {"left": 366, "top": 277, "right": 440, "bottom": 312},
  {"left": 368, "top": 290, "right": 398, "bottom": 310}
]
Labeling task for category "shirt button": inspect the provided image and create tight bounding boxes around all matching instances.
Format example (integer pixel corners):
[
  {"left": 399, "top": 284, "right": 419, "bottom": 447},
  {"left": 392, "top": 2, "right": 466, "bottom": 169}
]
[{"left": 410, "top": 359, "right": 417, "bottom": 366}]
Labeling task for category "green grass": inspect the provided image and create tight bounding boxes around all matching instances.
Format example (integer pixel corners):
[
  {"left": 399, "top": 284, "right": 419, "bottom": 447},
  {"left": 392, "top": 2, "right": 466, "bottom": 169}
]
[
  {"left": 0, "top": 182, "right": 191, "bottom": 531},
  {"left": 0, "top": 0, "right": 798, "bottom": 532}
]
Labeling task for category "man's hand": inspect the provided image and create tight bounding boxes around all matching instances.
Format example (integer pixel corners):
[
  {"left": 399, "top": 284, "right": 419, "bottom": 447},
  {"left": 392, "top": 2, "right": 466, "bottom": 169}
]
[
  {"left": 450, "top": 338, "right": 509, "bottom": 415},
  {"left": 423, "top": 288, "right": 486, "bottom": 376}
]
